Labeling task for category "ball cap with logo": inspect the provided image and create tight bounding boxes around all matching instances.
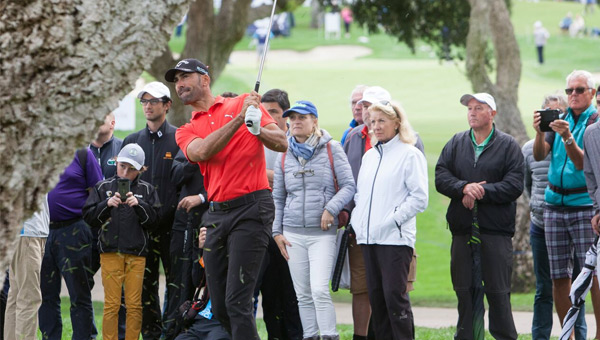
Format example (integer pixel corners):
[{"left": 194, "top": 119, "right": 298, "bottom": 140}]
[
  {"left": 137, "top": 81, "right": 171, "bottom": 100},
  {"left": 460, "top": 92, "right": 497, "bottom": 111},
  {"left": 117, "top": 144, "right": 145, "bottom": 171},
  {"left": 283, "top": 100, "right": 318, "bottom": 118},
  {"left": 164, "top": 58, "right": 210, "bottom": 82},
  {"left": 357, "top": 86, "right": 391, "bottom": 106}
]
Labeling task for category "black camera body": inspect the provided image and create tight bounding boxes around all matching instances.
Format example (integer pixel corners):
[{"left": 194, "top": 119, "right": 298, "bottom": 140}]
[{"left": 538, "top": 109, "right": 561, "bottom": 132}]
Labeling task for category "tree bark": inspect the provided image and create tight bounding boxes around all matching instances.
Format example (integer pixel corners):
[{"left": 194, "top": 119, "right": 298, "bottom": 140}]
[
  {"left": 466, "top": 0, "right": 533, "bottom": 291},
  {"left": 0, "top": 0, "right": 188, "bottom": 284},
  {"left": 148, "top": 0, "right": 289, "bottom": 127}
]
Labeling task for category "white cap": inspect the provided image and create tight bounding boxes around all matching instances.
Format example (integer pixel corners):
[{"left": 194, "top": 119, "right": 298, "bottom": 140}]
[
  {"left": 137, "top": 81, "right": 171, "bottom": 100},
  {"left": 117, "top": 144, "right": 145, "bottom": 170},
  {"left": 357, "top": 86, "right": 391, "bottom": 105},
  {"left": 460, "top": 92, "right": 496, "bottom": 111}
]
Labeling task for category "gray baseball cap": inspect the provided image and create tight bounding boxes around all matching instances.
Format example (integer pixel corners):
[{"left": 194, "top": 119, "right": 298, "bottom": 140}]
[{"left": 117, "top": 144, "right": 145, "bottom": 170}]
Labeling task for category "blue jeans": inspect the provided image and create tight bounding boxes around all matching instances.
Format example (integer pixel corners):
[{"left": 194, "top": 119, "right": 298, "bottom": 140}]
[
  {"left": 39, "top": 220, "right": 95, "bottom": 340},
  {"left": 530, "top": 223, "right": 586, "bottom": 340}
]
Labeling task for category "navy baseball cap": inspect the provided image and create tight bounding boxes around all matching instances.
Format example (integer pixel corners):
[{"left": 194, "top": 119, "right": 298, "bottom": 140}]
[
  {"left": 282, "top": 100, "right": 318, "bottom": 118},
  {"left": 165, "top": 58, "right": 209, "bottom": 82}
]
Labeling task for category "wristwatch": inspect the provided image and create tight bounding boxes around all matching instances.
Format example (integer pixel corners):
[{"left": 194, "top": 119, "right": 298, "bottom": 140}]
[{"left": 563, "top": 136, "right": 574, "bottom": 146}]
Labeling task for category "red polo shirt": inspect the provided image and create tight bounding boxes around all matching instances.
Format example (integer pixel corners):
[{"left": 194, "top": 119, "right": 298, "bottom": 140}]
[{"left": 176, "top": 94, "right": 276, "bottom": 202}]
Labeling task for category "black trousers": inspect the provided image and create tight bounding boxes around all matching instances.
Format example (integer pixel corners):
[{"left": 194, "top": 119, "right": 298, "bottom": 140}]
[
  {"left": 164, "top": 225, "right": 198, "bottom": 340},
  {"left": 203, "top": 190, "right": 274, "bottom": 340},
  {"left": 362, "top": 244, "right": 414, "bottom": 340},
  {"left": 255, "top": 237, "right": 303, "bottom": 340},
  {"left": 451, "top": 234, "right": 517, "bottom": 340},
  {"left": 142, "top": 228, "right": 172, "bottom": 340}
]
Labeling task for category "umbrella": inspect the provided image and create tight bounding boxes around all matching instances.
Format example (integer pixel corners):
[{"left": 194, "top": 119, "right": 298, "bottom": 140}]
[
  {"left": 331, "top": 225, "right": 352, "bottom": 292},
  {"left": 469, "top": 202, "right": 485, "bottom": 340},
  {"left": 559, "top": 235, "right": 600, "bottom": 340}
]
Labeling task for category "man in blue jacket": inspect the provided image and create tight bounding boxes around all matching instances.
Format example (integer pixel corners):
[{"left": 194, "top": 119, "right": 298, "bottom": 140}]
[{"left": 534, "top": 70, "right": 600, "bottom": 339}]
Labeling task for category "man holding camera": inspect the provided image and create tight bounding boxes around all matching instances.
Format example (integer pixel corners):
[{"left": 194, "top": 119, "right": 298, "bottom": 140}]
[
  {"left": 165, "top": 58, "right": 287, "bottom": 340},
  {"left": 533, "top": 70, "right": 599, "bottom": 339}
]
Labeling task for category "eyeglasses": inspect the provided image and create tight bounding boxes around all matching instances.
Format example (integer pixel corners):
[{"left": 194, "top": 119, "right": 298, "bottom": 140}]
[
  {"left": 293, "top": 169, "right": 314, "bottom": 177},
  {"left": 565, "top": 87, "right": 592, "bottom": 95},
  {"left": 140, "top": 98, "right": 163, "bottom": 105}
]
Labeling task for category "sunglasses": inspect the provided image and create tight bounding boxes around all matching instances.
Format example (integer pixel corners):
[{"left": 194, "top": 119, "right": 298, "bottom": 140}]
[{"left": 565, "top": 87, "right": 592, "bottom": 95}]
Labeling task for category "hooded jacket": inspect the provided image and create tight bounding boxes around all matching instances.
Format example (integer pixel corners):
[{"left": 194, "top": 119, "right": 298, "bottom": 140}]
[
  {"left": 83, "top": 176, "right": 160, "bottom": 256},
  {"left": 435, "top": 128, "right": 524, "bottom": 236},
  {"left": 350, "top": 135, "right": 428, "bottom": 247},
  {"left": 272, "top": 129, "right": 355, "bottom": 235}
]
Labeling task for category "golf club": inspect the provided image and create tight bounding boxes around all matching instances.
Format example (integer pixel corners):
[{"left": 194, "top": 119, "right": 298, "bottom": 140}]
[{"left": 246, "top": 0, "right": 278, "bottom": 128}]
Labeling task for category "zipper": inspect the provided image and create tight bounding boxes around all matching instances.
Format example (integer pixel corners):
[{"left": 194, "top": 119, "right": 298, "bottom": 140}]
[
  {"left": 366, "top": 144, "right": 383, "bottom": 244},
  {"left": 151, "top": 139, "right": 156, "bottom": 184},
  {"left": 302, "top": 164, "right": 306, "bottom": 227}
]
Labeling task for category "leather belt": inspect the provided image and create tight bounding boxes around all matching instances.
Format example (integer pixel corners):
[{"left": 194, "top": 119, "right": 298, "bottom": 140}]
[
  {"left": 49, "top": 217, "right": 82, "bottom": 230},
  {"left": 209, "top": 189, "right": 270, "bottom": 212}
]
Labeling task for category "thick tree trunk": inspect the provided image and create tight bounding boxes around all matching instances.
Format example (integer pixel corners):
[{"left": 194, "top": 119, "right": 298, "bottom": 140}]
[
  {"left": 0, "top": 0, "right": 188, "bottom": 284},
  {"left": 148, "top": 0, "right": 288, "bottom": 127},
  {"left": 466, "top": 0, "right": 533, "bottom": 292}
]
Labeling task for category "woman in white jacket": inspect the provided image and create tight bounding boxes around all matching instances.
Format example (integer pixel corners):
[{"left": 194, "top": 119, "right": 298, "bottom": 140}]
[
  {"left": 350, "top": 101, "right": 428, "bottom": 340},
  {"left": 272, "top": 100, "right": 355, "bottom": 340}
]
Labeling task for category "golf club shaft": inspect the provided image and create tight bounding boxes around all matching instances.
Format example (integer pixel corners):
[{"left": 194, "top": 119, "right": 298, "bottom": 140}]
[{"left": 247, "top": 0, "right": 278, "bottom": 127}]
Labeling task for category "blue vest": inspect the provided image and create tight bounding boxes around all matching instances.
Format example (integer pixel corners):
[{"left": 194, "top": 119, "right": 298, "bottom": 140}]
[{"left": 545, "top": 105, "right": 597, "bottom": 206}]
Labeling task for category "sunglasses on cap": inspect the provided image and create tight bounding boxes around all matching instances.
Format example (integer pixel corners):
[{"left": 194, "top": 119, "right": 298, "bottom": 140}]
[{"left": 565, "top": 87, "right": 592, "bottom": 95}]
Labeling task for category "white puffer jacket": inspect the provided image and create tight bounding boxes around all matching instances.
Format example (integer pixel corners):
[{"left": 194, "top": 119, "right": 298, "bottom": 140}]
[
  {"left": 351, "top": 135, "right": 428, "bottom": 248},
  {"left": 272, "top": 129, "right": 356, "bottom": 235}
]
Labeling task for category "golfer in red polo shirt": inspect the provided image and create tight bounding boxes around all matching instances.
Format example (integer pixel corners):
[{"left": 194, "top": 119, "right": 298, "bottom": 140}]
[{"left": 165, "top": 59, "right": 288, "bottom": 340}]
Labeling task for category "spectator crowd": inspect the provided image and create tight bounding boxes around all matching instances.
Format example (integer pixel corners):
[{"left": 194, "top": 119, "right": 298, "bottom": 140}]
[{"left": 1, "top": 61, "right": 600, "bottom": 340}]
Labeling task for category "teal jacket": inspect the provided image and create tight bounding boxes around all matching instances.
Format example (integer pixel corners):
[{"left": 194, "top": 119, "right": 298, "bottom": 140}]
[{"left": 545, "top": 105, "right": 598, "bottom": 207}]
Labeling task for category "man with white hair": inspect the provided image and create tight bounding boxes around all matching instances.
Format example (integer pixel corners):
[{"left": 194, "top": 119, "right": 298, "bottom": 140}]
[
  {"left": 436, "top": 92, "right": 523, "bottom": 340},
  {"left": 122, "top": 81, "right": 181, "bottom": 339},
  {"left": 534, "top": 70, "right": 599, "bottom": 339},
  {"left": 340, "top": 85, "right": 367, "bottom": 146}
]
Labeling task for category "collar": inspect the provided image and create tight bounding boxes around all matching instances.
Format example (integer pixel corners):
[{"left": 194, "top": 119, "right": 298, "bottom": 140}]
[
  {"left": 147, "top": 120, "right": 168, "bottom": 139},
  {"left": 191, "top": 96, "right": 225, "bottom": 119},
  {"left": 349, "top": 119, "right": 358, "bottom": 128},
  {"left": 470, "top": 124, "right": 495, "bottom": 147},
  {"left": 361, "top": 125, "right": 369, "bottom": 138},
  {"left": 566, "top": 104, "right": 597, "bottom": 122}
]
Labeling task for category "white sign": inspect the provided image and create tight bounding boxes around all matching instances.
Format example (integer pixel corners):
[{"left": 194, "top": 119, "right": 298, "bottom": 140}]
[{"left": 114, "top": 94, "right": 136, "bottom": 131}]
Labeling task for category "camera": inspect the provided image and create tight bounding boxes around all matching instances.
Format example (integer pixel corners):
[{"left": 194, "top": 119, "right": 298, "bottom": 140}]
[
  {"left": 537, "top": 109, "right": 561, "bottom": 132},
  {"left": 117, "top": 178, "right": 130, "bottom": 202}
]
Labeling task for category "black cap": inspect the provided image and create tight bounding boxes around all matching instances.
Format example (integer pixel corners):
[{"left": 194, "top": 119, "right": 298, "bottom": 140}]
[{"left": 164, "top": 58, "right": 209, "bottom": 82}]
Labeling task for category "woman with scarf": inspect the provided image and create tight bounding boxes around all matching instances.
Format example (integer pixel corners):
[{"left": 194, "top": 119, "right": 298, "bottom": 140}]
[{"left": 272, "top": 100, "right": 355, "bottom": 340}]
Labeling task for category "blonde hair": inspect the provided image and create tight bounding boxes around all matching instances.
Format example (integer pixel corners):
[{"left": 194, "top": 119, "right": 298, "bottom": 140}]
[{"left": 368, "top": 101, "right": 416, "bottom": 145}]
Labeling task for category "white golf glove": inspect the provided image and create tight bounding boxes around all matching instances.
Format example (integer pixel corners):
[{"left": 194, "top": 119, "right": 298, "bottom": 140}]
[{"left": 245, "top": 106, "right": 262, "bottom": 135}]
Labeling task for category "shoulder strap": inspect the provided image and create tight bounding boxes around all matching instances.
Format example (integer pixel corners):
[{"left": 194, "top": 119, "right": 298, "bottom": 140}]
[
  {"left": 587, "top": 112, "right": 599, "bottom": 127},
  {"left": 77, "top": 148, "right": 87, "bottom": 180},
  {"left": 326, "top": 142, "right": 339, "bottom": 192}
]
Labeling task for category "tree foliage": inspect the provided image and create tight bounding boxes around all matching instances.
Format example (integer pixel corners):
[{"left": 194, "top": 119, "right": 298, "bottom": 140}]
[{"left": 352, "top": 1, "right": 470, "bottom": 58}]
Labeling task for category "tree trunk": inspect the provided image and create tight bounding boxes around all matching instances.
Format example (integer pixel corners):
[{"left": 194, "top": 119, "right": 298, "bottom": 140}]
[
  {"left": 466, "top": 0, "right": 533, "bottom": 292},
  {"left": 0, "top": 0, "right": 188, "bottom": 284},
  {"left": 148, "top": 0, "right": 289, "bottom": 127}
]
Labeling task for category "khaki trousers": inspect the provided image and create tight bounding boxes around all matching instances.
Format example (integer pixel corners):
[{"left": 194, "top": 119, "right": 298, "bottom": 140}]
[
  {"left": 100, "top": 253, "right": 145, "bottom": 340},
  {"left": 4, "top": 236, "right": 46, "bottom": 340}
]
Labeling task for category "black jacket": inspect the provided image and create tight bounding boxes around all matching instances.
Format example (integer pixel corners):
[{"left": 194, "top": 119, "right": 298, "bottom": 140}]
[
  {"left": 435, "top": 128, "right": 524, "bottom": 236},
  {"left": 89, "top": 136, "right": 123, "bottom": 179},
  {"left": 170, "top": 150, "right": 208, "bottom": 232},
  {"left": 122, "top": 121, "right": 180, "bottom": 233},
  {"left": 83, "top": 176, "right": 160, "bottom": 256}
]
